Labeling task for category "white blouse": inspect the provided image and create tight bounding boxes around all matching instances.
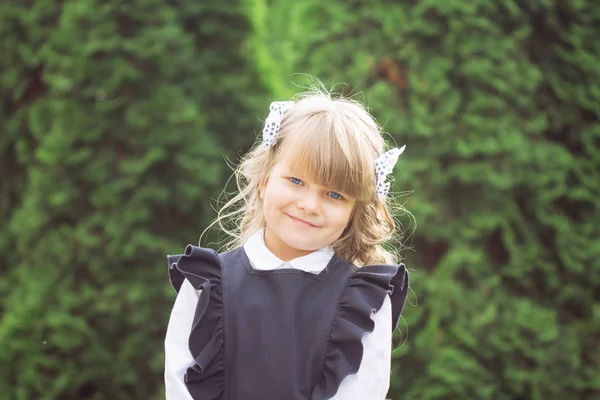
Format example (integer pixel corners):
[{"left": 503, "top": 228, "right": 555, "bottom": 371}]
[{"left": 164, "top": 229, "right": 393, "bottom": 400}]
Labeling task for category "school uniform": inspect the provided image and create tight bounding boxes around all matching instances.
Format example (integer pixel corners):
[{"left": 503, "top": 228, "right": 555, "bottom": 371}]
[{"left": 165, "top": 228, "right": 408, "bottom": 400}]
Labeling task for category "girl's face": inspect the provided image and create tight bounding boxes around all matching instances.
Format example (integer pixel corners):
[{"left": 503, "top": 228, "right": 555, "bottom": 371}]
[{"left": 259, "top": 161, "right": 356, "bottom": 262}]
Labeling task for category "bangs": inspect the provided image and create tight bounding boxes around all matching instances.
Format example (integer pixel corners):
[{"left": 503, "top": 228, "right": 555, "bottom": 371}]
[{"left": 277, "top": 111, "right": 375, "bottom": 202}]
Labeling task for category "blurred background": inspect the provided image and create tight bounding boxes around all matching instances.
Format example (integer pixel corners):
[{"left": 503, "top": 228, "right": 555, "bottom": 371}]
[{"left": 1, "top": 1, "right": 599, "bottom": 399}]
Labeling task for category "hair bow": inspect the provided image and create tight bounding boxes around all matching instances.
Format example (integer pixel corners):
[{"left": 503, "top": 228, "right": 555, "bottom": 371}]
[
  {"left": 374, "top": 145, "right": 406, "bottom": 198},
  {"left": 262, "top": 101, "right": 295, "bottom": 148}
]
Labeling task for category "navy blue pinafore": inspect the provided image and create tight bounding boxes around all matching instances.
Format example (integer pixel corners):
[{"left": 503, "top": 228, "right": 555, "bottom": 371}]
[{"left": 168, "top": 245, "right": 408, "bottom": 400}]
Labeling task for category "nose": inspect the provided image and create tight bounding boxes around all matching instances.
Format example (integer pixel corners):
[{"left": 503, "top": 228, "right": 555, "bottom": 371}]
[{"left": 297, "top": 189, "right": 321, "bottom": 214}]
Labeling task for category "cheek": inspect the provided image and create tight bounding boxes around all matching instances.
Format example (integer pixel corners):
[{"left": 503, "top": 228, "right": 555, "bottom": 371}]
[
  {"left": 329, "top": 204, "right": 354, "bottom": 230},
  {"left": 264, "top": 181, "right": 295, "bottom": 208}
]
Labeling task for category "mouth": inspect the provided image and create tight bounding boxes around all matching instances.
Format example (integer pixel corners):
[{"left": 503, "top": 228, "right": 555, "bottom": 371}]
[{"left": 286, "top": 214, "right": 317, "bottom": 228}]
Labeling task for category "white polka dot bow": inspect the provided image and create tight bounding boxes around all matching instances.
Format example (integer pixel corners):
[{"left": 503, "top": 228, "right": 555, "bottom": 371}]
[
  {"left": 262, "top": 101, "right": 295, "bottom": 148},
  {"left": 374, "top": 145, "right": 406, "bottom": 198}
]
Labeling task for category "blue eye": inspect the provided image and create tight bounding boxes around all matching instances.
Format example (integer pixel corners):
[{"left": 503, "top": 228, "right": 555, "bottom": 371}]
[
  {"left": 329, "top": 191, "right": 342, "bottom": 200},
  {"left": 290, "top": 177, "right": 302, "bottom": 185}
]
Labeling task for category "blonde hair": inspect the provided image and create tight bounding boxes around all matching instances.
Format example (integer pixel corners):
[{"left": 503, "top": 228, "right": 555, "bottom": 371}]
[{"left": 206, "top": 85, "right": 406, "bottom": 266}]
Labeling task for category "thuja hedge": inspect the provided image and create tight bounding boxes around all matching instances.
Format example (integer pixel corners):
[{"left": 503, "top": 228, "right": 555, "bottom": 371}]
[
  {"left": 1, "top": 0, "right": 599, "bottom": 399},
  {"left": 246, "top": 0, "right": 600, "bottom": 399},
  {"left": 0, "top": 1, "right": 265, "bottom": 399}
]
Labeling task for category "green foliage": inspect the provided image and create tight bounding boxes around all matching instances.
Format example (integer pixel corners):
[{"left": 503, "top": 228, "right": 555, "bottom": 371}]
[
  {"left": 1, "top": 0, "right": 599, "bottom": 399},
  {"left": 0, "top": 0, "right": 262, "bottom": 398}
]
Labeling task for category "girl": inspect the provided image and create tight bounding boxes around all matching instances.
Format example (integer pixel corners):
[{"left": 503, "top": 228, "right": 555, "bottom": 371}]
[{"left": 164, "top": 87, "right": 410, "bottom": 400}]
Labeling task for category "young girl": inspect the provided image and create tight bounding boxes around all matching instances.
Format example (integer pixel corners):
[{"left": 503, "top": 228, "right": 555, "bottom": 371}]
[{"left": 164, "top": 87, "right": 410, "bottom": 400}]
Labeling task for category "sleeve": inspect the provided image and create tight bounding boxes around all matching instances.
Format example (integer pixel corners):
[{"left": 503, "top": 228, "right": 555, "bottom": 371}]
[
  {"left": 164, "top": 278, "right": 199, "bottom": 400},
  {"left": 329, "top": 295, "right": 393, "bottom": 400}
]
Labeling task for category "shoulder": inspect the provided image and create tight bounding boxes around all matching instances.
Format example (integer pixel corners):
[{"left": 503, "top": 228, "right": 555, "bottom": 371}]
[
  {"left": 167, "top": 245, "right": 242, "bottom": 293},
  {"left": 337, "top": 261, "right": 409, "bottom": 334}
]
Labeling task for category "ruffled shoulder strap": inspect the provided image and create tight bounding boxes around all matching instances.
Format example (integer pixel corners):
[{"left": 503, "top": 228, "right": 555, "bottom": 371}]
[
  {"left": 166, "top": 245, "right": 225, "bottom": 399},
  {"left": 311, "top": 263, "right": 409, "bottom": 400},
  {"left": 349, "top": 263, "right": 409, "bottom": 333},
  {"left": 389, "top": 264, "right": 409, "bottom": 330},
  {"left": 167, "top": 254, "right": 184, "bottom": 293},
  {"left": 167, "top": 245, "right": 221, "bottom": 293}
]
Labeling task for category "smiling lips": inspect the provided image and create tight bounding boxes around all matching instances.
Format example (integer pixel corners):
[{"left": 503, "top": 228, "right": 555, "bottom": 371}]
[{"left": 287, "top": 214, "right": 317, "bottom": 228}]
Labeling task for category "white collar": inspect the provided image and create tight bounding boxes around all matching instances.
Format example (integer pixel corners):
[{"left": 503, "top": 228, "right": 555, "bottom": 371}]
[{"left": 243, "top": 228, "right": 334, "bottom": 274}]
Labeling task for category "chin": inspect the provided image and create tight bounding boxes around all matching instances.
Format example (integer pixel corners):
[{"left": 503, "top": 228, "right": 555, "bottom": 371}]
[
  {"left": 281, "top": 234, "right": 322, "bottom": 252},
  {"left": 284, "top": 238, "right": 321, "bottom": 252}
]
